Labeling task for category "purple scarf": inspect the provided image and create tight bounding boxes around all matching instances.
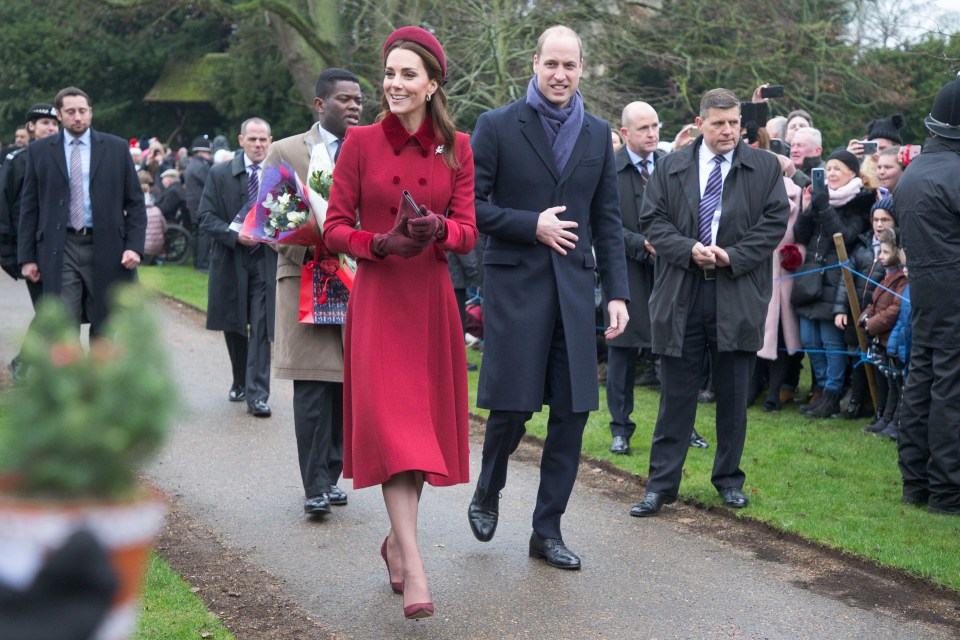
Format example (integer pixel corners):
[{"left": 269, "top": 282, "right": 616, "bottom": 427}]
[{"left": 525, "top": 77, "right": 584, "bottom": 174}]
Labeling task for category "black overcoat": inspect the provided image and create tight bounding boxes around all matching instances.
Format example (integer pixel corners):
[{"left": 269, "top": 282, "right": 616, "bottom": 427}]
[
  {"left": 198, "top": 154, "right": 276, "bottom": 337},
  {"left": 602, "top": 147, "right": 662, "bottom": 348},
  {"left": 896, "top": 135, "right": 960, "bottom": 348},
  {"left": 472, "top": 100, "right": 629, "bottom": 413},
  {"left": 17, "top": 129, "right": 146, "bottom": 328},
  {"left": 639, "top": 139, "right": 789, "bottom": 357}
]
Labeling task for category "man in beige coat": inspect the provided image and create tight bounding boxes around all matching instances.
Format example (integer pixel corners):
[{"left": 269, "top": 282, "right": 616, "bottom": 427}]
[{"left": 264, "top": 68, "right": 362, "bottom": 516}]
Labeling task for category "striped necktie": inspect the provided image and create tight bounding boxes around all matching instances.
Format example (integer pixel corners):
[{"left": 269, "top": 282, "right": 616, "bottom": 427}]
[
  {"left": 247, "top": 163, "right": 260, "bottom": 207},
  {"left": 69, "top": 139, "right": 85, "bottom": 230},
  {"left": 637, "top": 159, "right": 650, "bottom": 190},
  {"left": 698, "top": 155, "right": 724, "bottom": 246}
]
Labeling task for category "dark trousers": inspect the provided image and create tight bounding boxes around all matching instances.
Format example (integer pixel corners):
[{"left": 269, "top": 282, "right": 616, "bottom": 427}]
[
  {"left": 60, "top": 232, "right": 96, "bottom": 332},
  {"left": 606, "top": 345, "right": 638, "bottom": 439},
  {"left": 478, "top": 313, "right": 588, "bottom": 540},
  {"left": 224, "top": 250, "right": 271, "bottom": 403},
  {"left": 646, "top": 279, "right": 755, "bottom": 496},
  {"left": 293, "top": 380, "right": 344, "bottom": 498},
  {"left": 898, "top": 344, "right": 960, "bottom": 510}
]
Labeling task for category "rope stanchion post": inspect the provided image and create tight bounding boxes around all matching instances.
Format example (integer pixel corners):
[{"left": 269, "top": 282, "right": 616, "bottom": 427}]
[{"left": 833, "top": 232, "right": 879, "bottom": 413}]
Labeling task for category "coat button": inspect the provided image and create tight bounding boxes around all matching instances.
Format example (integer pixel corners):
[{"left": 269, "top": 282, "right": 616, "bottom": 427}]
[
  {"left": 421, "top": 150, "right": 429, "bottom": 158},
  {"left": 393, "top": 176, "right": 400, "bottom": 184},
  {"left": 418, "top": 178, "right": 427, "bottom": 186},
  {"left": 390, "top": 207, "right": 398, "bottom": 215},
  {"left": 394, "top": 150, "right": 401, "bottom": 156}
]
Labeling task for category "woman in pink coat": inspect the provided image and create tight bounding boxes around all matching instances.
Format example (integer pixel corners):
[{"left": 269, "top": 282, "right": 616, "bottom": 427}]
[
  {"left": 323, "top": 27, "right": 478, "bottom": 620},
  {"left": 757, "top": 154, "right": 804, "bottom": 411}
]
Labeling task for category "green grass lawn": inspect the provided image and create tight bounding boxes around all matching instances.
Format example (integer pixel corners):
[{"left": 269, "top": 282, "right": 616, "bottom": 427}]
[{"left": 143, "top": 266, "right": 960, "bottom": 592}]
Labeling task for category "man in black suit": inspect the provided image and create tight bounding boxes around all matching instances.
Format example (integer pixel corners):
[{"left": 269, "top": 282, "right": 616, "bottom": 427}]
[
  {"left": 630, "top": 89, "right": 788, "bottom": 517},
  {"left": 18, "top": 87, "right": 146, "bottom": 334},
  {"left": 199, "top": 118, "right": 278, "bottom": 417},
  {"left": 606, "top": 101, "right": 661, "bottom": 455},
  {"left": 468, "top": 25, "right": 630, "bottom": 570}
]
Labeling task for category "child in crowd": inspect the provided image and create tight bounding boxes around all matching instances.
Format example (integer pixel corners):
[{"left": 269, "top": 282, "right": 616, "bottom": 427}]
[{"left": 859, "top": 228, "right": 908, "bottom": 439}]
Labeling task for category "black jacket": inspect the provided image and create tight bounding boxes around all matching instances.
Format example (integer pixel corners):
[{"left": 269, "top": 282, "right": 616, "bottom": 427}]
[
  {"left": 896, "top": 136, "right": 960, "bottom": 347},
  {"left": 0, "top": 146, "right": 28, "bottom": 278},
  {"left": 792, "top": 187, "right": 873, "bottom": 320},
  {"left": 832, "top": 229, "right": 885, "bottom": 316}
]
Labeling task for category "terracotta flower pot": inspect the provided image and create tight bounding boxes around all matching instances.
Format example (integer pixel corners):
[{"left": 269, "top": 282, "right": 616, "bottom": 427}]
[{"left": 0, "top": 489, "right": 166, "bottom": 640}]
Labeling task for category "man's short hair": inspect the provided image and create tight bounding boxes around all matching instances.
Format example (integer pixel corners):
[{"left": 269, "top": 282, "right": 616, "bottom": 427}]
[
  {"left": 315, "top": 68, "right": 360, "bottom": 101},
  {"left": 786, "top": 109, "right": 814, "bottom": 129},
  {"left": 54, "top": 87, "right": 92, "bottom": 110},
  {"left": 699, "top": 89, "right": 739, "bottom": 118},
  {"left": 792, "top": 126, "right": 822, "bottom": 149},
  {"left": 536, "top": 25, "right": 583, "bottom": 59},
  {"left": 239, "top": 117, "right": 271, "bottom": 136}
]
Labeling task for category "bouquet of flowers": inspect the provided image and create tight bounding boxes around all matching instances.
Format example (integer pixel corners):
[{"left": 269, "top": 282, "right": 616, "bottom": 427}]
[{"left": 240, "top": 161, "right": 323, "bottom": 246}]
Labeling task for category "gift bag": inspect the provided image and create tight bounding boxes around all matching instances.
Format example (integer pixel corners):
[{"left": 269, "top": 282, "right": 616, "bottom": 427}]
[{"left": 298, "top": 250, "right": 351, "bottom": 325}]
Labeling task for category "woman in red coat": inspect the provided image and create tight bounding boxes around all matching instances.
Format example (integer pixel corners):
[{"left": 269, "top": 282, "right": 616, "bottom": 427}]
[{"left": 322, "top": 27, "right": 478, "bottom": 619}]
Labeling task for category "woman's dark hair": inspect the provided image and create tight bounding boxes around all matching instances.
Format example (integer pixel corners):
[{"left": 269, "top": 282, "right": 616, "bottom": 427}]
[{"left": 378, "top": 40, "right": 459, "bottom": 170}]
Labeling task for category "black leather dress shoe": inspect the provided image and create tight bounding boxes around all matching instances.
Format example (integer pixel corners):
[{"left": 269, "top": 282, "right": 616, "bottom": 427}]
[
  {"left": 228, "top": 385, "right": 246, "bottom": 402},
  {"left": 467, "top": 486, "right": 499, "bottom": 542},
  {"left": 719, "top": 487, "right": 749, "bottom": 508},
  {"left": 610, "top": 435, "right": 630, "bottom": 455},
  {"left": 529, "top": 532, "right": 581, "bottom": 570},
  {"left": 327, "top": 485, "right": 348, "bottom": 506},
  {"left": 247, "top": 399, "right": 271, "bottom": 417},
  {"left": 629, "top": 491, "right": 676, "bottom": 517},
  {"left": 304, "top": 495, "right": 331, "bottom": 515},
  {"left": 689, "top": 429, "right": 709, "bottom": 449}
]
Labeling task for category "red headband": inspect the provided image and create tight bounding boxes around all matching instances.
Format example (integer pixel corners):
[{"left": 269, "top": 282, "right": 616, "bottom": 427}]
[{"left": 383, "top": 26, "right": 446, "bottom": 81}]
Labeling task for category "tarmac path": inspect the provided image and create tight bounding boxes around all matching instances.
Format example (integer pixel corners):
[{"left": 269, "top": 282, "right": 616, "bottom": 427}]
[{"left": 1, "top": 277, "right": 957, "bottom": 640}]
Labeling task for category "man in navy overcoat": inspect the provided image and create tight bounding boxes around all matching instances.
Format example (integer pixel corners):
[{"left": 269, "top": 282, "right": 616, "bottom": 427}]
[{"left": 468, "top": 26, "right": 630, "bottom": 570}]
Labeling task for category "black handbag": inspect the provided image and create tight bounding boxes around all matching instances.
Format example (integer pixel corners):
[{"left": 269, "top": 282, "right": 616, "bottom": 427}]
[{"left": 790, "top": 261, "right": 824, "bottom": 306}]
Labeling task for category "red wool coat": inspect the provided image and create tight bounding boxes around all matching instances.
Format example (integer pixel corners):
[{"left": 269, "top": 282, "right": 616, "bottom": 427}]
[{"left": 322, "top": 113, "right": 478, "bottom": 489}]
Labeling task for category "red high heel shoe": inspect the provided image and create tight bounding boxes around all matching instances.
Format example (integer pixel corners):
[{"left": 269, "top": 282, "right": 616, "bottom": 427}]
[
  {"left": 403, "top": 602, "right": 435, "bottom": 620},
  {"left": 380, "top": 537, "right": 404, "bottom": 594}
]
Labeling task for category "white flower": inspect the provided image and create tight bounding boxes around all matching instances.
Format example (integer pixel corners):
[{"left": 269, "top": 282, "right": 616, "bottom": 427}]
[
  {"left": 278, "top": 193, "right": 291, "bottom": 206},
  {"left": 435, "top": 145, "right": 444, "bottom": 155}
]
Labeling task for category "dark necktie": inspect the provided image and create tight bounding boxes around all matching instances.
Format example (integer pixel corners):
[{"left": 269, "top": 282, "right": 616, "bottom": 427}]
[
  {"left": 637, "top": 158, "right": 650, "bottom": 191},
  {"left": 247, "top": 164, "right": 260, "bottom": 253},
  {"left": 69, "top": 139, "right": 85, "bottom": 230},
  {"left": 247, "top": 163, "right": 260, "bottom": 207},
  {"left": 698, "top": 155, "right": 724, "bottom": 246},
  {"left": 333, "top": 138, "right": 342, "bottom": 163}
]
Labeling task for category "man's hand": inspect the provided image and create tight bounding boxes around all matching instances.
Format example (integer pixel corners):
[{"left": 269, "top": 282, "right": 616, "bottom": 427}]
[
  {"left": 691, "top": 242, "right": 716, "bottom": 267},
  {"left": 21, "top": 262, "right": 41, "bottom": 282},
  {"left": 709, "top": 245, "right": 730, "bottom": 268},
  {"left": 672, "top": 124, "right": 698, "bottom": 151},
  {"left": 121, "top": 250, "right": 141, "bottom": 269},
  {"left": 752, "top": 83, "right": 770, "bottom": 103},
  {"left": 237, "top": 229, "right": 258, "bottom": 247},
  {"left": 644, "top": 239, "right": 657, "bottom": 257},
  {"left": 835, "top": 313, "right": 848, "bottom": 330},
  {"left": 604, "top": 299, "right": 629, "bottom": 340},
  {"left": 535, "top": 205, "right": 578, "bottom": 255},
  {"left": 846, "top": 139, "right": 864, "bottom": 159}
]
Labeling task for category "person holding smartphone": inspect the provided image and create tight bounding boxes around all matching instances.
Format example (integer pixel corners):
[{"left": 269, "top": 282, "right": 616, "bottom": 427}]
[
  {"left": 792, "top": 149, "right": 875, "bottom": 418},
  {"left": 322, "top": 26, "right": 478, "bottom": 619}
]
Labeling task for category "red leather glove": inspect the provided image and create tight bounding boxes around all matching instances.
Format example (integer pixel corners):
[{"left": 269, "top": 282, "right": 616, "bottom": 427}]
[
  {"left": 371, "top": 208, "right": 429, "bottom": 258},
  {"left": 406, "top": 206, "right": 447, "bottom": 242}
]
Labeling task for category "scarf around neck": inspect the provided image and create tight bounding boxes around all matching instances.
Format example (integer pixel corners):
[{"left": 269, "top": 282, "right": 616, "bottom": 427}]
[
  {"left": 525, "top": 77, "right": 584, "bottom": 173},
  {"left": 829, "top": 176, "right": 863, "bottom": 208}
]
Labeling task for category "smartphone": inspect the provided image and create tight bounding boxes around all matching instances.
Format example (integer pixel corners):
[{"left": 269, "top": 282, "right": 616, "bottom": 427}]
[
  {"left": 401, "top": 190, "right": 424, "bottom": 217},
  {"left": 811, "top": 167, "right": 826, "bottom": 195},
  {"left": 859, "top": 140, "right": 878, "bottom": 155},
  {"left": 760, "top": 85, "right": 784, "bottom": 99},
  {"left": 769, "top": 138, "right": 788, "bottom": 156},
  {"left": 878, "top": 186, "right": 889, "bottom": 198}
]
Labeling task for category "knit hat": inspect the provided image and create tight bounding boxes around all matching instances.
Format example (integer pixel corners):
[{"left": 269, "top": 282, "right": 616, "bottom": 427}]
[
  {"left": 25, "top": 103, "right": 56, "bottom": 123},
  {"left": 871, "top": 196, "right": 896, "bottom": 223},
  {"left": 383, "top": 26, "right": 446, "bottom": 81},
  {"left": 925, "top": 72, "right": 960, "bottom": 139},
  {"left": 866, "top": 115, "right": 905, "bottom": 144},
  {"left": 827, "top": 148, "right": 860, "bottom": 176},
  {"left": 190, "top": 135, "right": 212, "bottom": 154}
]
